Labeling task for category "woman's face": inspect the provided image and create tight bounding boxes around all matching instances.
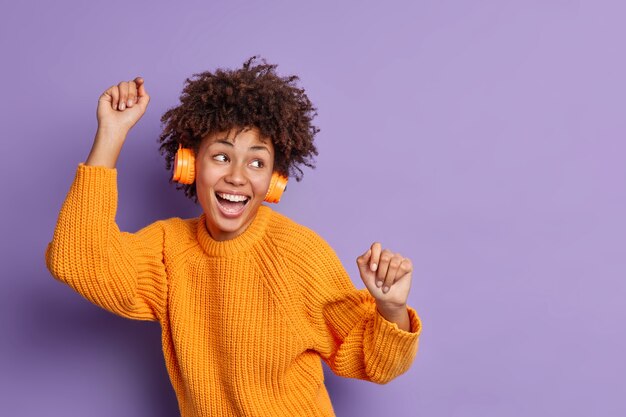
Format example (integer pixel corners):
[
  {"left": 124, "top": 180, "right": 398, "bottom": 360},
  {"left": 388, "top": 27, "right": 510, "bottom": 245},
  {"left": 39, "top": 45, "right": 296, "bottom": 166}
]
[{"left": 195, "top": 126, "right": 275, "bottom": 241}]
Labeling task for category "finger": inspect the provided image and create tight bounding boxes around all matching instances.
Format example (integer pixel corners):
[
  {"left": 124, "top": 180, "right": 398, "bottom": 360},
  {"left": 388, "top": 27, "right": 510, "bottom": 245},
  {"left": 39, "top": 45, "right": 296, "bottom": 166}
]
[
  {"left": 370, "top": 242, "right": 382, "bottom": 273},
  {"left": 398, "top": 257, "right": 413, "bottom": 278},
  {"left": 376, "top": 249, "right": 392, "bottom": 288},
  {"left": 109, "top": 86, "right": 120, "bottom": 111},
  {"left": 381, "top": 255, "right": 402, "bottom": 293},
  {"left": 135, "top": 76, "right": 147, "bottom": 98},
  {"left": 127, "top": 80, "right": 138, "bottom": 107},
  {"left": 118, "top": 81, "right": 129, "bottom": 110}
]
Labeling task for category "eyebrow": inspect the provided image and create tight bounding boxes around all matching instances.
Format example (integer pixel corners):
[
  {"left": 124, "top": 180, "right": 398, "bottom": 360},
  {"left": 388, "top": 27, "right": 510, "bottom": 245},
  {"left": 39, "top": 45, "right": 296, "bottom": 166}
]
[{"left": 211, "top": 139, "right": 271, "bottom": 154}]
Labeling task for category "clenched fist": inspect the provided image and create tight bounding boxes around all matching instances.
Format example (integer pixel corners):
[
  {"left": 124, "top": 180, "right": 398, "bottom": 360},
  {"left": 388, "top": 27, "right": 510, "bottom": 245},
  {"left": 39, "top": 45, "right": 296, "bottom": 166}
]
[
  {"left": 96, "top": 76, "right": 150, "bottom": 135},
  {"left": 356, "top": 242, "right": 413, "bottom": 310}
]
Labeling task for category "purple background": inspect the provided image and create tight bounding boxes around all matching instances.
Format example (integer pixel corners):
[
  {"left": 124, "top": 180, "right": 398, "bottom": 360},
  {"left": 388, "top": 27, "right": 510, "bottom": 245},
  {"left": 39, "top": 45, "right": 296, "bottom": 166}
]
[{"left": 2, "top": 0, "right": 625, "bottom": 415}]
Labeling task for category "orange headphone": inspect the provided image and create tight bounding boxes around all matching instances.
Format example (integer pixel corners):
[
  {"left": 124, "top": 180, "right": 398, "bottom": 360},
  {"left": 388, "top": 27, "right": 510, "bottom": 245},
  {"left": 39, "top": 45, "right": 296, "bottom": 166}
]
[{"left": 172, "top": 143, "right": 288, "bottom": 203}]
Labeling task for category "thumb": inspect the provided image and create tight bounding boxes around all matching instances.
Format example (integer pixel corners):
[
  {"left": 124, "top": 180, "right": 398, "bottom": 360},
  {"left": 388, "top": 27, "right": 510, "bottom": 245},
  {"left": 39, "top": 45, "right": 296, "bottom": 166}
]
[
  {"left": 356, "top": 248, "right": 372, "bottom": 271},
  {"left": 135, "top": 77, "right": 150, "bottom": 104}
]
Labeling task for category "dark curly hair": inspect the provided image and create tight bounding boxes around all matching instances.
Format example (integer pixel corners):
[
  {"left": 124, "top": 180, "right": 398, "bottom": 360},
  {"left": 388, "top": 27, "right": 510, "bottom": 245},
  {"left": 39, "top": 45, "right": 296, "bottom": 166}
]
[{"left": 157, "top": 55, "right": 320, "bottom": 203}]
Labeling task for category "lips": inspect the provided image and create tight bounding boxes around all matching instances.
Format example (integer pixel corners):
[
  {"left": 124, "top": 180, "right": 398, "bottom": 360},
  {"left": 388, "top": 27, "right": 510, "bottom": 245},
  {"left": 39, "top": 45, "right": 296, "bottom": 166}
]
[{"left": 214, "top": 192, "right": 250, "bottom": 218}]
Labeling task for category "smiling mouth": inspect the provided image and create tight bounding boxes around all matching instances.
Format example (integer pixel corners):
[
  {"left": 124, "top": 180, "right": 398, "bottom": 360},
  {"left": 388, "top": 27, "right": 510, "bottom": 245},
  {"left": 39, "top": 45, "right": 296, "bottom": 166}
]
[{"left": 215, "top": 192, "right": 250, "bottom": 216}]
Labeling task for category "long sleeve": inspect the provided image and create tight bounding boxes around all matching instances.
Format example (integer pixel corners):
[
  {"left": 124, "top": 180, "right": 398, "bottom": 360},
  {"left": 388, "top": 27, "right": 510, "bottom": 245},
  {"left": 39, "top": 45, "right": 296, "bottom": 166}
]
[
  {"left": 297, "top": 230, "right": 422, "bottom": 385},
  {"left": 44, "top": 163, "right": 168, "bottom": 322}
]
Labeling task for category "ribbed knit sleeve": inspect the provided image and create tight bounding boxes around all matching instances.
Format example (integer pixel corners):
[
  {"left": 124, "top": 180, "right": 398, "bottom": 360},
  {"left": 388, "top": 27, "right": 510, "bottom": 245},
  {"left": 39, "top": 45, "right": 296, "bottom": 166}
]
[
  {"left": 44, "top": 163, "right": 168, "bottom": 322},
  {"left": 296, "top": 230, "right": 422, "bottom": 385}
]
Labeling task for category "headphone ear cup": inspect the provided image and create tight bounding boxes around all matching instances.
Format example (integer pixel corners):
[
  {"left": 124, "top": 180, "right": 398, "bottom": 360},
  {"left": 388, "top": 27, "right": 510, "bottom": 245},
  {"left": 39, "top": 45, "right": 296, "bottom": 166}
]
[
  {"left": 172, "top": 144, "right": 196, "bottom": 184},
  {"left": 264, "top": 172, "right": 288, "bottom": 203}
]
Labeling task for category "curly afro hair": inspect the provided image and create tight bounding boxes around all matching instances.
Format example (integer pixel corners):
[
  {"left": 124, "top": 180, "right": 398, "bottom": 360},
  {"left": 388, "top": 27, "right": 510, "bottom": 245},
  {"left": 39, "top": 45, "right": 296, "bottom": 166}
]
[{"left": 157, "top": 55, "right": 320, "bottom": 203}]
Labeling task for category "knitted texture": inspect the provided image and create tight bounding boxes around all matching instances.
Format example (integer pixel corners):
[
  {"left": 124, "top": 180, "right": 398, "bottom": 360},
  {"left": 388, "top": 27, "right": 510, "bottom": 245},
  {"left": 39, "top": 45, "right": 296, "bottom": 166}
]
[{"left": 45, "top": 163, "right": 423, "bottom": 417}]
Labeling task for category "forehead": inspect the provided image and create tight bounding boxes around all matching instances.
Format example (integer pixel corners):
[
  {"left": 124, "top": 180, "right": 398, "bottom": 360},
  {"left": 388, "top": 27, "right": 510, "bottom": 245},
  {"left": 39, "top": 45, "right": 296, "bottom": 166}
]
[{"left": 202, "top": 127, "right": 271, "bottom": 146}]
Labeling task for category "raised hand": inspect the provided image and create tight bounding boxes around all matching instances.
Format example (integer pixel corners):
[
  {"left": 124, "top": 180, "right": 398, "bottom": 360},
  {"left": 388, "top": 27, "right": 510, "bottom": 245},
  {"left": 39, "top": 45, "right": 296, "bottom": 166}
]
[
  {"left": 86, "top": 77, "right": 150, "bottom": 168},
  {"left": 96, "top": 76, "right": 150, "bottom": 135},
  {"left": 356, "top": 242, "right": 413, "bottom": 310}
]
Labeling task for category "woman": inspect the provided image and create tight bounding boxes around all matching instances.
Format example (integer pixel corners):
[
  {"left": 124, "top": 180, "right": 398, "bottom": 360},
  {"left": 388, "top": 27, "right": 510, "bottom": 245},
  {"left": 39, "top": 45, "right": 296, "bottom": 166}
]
[{"left": 45, "top": 56, "right": 422, "bottom": 417}]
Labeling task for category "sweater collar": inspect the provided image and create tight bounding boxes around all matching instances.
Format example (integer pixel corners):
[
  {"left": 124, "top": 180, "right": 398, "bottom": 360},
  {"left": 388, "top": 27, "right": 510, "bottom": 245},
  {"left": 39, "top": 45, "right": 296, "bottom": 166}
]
[{"left": 196, "top": 205, "right": 272, "bottom": 257}]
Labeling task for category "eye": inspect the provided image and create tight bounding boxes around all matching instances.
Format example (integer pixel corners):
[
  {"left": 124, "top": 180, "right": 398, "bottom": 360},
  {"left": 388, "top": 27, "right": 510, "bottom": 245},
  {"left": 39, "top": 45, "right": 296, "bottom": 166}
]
[
  {"left": 213, "top": 153, "right": 228, "bottom": 162},
  {"left": 250, "top": 159, "right": 264, "bottom": 168}
]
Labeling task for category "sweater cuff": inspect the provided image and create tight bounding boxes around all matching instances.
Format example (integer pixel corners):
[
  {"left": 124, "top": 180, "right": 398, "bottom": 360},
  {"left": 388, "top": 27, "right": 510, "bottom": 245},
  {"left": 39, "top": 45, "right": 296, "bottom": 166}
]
[
  {"left": 364, "top": 291, "right": 422, "bottom": 381},
  {"left": 374, "top": 303, "right": 421, "bottom": 335},
  {"left": 76, "top": 161, "right": 117, "bottom": 176}
]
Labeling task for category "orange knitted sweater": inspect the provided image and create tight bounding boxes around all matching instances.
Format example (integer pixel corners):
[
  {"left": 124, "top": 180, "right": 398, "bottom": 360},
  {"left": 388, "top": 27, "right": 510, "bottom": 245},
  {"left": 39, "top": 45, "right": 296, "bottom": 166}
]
[{"left": 45, "top": 163, "right": 422, "bottom": 417}]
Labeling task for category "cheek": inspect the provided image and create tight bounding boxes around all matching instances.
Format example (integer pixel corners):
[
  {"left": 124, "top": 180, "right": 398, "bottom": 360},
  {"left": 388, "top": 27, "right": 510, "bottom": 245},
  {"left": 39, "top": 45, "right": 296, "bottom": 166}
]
[
  {"left": 251, "top": 174, "right": 272, "bottom": 198},
  {"left": 195, "top": 166, "right": 219, "bottom": 196}
]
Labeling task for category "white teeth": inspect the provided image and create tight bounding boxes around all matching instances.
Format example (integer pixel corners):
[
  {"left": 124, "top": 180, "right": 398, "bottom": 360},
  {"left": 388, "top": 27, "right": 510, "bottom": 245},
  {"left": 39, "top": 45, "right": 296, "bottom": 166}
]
[{"left": 217, "top": 192, "right": 248, "bottom": 202}]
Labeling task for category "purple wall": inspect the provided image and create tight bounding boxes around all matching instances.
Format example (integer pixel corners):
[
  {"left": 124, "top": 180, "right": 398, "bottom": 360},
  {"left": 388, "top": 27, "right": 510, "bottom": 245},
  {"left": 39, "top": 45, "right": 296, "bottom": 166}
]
[{"left": 2, "top": 0, "right": 625, "bottom": 415}]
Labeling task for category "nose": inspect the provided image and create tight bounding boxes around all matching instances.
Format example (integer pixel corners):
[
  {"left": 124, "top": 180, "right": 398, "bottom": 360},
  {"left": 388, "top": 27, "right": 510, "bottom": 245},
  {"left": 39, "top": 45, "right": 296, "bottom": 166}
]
[{"left": 224, "top": 163, "right": 247, "bottom": 186}]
